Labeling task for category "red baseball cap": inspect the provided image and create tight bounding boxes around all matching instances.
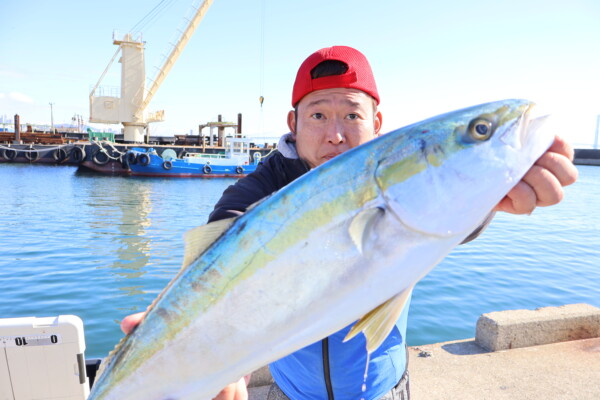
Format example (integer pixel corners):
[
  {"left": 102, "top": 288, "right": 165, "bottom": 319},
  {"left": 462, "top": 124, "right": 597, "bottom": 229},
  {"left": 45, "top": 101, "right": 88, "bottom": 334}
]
[{"left": 291, "top": 46, "right": 380, "bottom": 107}]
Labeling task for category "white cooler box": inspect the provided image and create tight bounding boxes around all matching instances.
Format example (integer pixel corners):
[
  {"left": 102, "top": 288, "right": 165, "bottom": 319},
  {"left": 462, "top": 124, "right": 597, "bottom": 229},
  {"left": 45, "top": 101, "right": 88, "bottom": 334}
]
[{"left": 0, "top": 315, "right": 89, "bottom": 400}]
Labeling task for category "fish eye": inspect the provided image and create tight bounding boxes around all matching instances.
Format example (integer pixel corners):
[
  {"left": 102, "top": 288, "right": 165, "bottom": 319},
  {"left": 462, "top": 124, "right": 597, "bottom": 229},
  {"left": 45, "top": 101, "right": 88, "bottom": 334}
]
[{"left": 468, "top": 118, "right": 493, "bottom": 141}]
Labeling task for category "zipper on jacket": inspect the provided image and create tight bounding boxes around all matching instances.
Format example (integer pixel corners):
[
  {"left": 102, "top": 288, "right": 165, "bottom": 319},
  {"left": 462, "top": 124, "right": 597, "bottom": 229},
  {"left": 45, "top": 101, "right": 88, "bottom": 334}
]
[{"left": 322, "top": 338, "right": 334, "bottom": 400}]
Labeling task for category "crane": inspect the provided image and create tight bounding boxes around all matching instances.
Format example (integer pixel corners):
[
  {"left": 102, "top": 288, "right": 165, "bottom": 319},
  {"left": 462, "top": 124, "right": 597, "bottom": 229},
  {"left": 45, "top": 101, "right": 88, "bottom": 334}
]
[{"left": 89, "top": 0, "right": 214, "bottom": 143}]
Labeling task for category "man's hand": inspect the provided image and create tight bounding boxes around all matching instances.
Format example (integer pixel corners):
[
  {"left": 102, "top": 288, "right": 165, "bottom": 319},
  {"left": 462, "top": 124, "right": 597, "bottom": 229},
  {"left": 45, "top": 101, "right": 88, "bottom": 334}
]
[
  {"left": 120, "top": 312, "right": 249, "bottom": 400},
  {"left": 120, "top": 312, "right": 146, "bottom": 334},
  {"left": 494, "top": 136, "right": 578, "bottom": 214}
]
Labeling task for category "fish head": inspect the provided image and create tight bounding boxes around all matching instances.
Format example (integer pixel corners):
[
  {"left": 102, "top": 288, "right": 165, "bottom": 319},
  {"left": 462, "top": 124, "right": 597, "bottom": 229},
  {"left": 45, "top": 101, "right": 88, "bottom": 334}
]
[{"left": 374, "top": 99, "right": 554, "bottom": 240}]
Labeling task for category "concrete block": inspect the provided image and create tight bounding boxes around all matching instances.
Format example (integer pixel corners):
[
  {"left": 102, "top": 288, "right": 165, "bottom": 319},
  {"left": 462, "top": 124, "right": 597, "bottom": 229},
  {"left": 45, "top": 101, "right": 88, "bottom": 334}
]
[{"left": 475, "top": 303, "right": 600, "bottom": 351}]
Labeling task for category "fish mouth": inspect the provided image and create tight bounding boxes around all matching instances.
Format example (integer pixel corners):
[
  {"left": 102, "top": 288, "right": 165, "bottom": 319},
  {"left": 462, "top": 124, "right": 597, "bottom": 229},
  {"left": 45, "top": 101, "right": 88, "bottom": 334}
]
[{"left": 500, "top": 103, "right": 551, "bottom": 149}]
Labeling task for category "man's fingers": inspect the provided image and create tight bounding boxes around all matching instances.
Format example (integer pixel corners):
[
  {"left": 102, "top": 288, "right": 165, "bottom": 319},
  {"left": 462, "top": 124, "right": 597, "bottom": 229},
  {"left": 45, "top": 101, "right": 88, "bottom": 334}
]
[
  {"left": 501, "top": 135, "right": 579, "bottom": 213},
  {"left": 546, "top": 135, "right": 575, "bottom": 161},
  {"left": 522, "top": 165, "right": 564, "bottom": 207},
  {"left": 499, "top": 181, "right": 537, "bottom": 214},
  {"left": 521, "top": 137, "right": 578, "bottom": 208},
  {"left": 211, "top": 379, "right": 249, "bottom": 400},
  {"left": 496, "top": 149, "right": 577, "bottom": 214},
  {"left": 534, "top": 150, "right": 578, "bottom": 188},
  {"left": 121, "top": 312, "right": 146, "bottom": 334}
]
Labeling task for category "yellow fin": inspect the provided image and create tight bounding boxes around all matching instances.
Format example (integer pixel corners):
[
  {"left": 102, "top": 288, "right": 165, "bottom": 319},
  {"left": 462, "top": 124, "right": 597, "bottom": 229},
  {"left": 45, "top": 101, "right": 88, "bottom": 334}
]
[
  {"left": 349, "top": 207, "right": 384, "bottom": 254},
  {"left": 94, "top": 330, "right": 130, "bottom": 380},
  {"left": 182, "top": 217, "right": 236, "bottom": 268},
  {"left": 344, "top": 286, "right": 414, "bottom": 354},
  {"left": 245, "top": 193, "right": 271, "bottom": 212}
]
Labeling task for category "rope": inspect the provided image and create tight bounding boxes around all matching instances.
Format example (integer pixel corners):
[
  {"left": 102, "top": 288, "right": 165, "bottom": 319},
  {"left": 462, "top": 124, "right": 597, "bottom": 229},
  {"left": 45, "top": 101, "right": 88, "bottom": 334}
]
[
  {"left": 260, "top": 147, "right": 276, "bottom": 159},
  {"left": 0, "top": 143, "right": 75, "bottom": 153},
  {"left": 90, "top": 140, "right": 127, "bottom": 161},
  {"left": 105, "top": 141, "right": 126, "bottom": 156}
]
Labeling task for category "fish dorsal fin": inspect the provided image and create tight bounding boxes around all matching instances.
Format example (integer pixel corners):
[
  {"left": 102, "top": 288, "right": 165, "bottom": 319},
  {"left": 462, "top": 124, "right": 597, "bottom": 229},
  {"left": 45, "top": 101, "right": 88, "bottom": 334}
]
[
  {"left": 349, "top": 207, "right": 385, "bottom": 254},
  {"left": 344, "top": 286, "right": 414, "bottom": 354},
  {"left": 94, "top": 332, "right": 129, "bottom": 380},
  {"left": 182, "top": 217, "right": 236, "bottom": 268},
  {"left": 245, "top": 193, "right": 272, "bottom": 212}
]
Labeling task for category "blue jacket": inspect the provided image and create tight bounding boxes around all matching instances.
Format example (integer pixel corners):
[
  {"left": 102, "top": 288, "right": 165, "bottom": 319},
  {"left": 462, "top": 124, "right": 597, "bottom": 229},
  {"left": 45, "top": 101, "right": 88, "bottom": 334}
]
[
  {"left": 209, "top": 142, "right": 410, "bottom": 400},
  {"left": 270, "top": 299, "right": 410, "bottom": 400}
]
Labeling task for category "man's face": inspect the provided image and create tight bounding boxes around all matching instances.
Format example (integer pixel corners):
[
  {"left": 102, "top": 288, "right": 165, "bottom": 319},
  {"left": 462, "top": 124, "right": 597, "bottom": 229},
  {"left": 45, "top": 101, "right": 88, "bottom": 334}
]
[{"left": 288, "top": 88, "right": 382, "bottom": 169}]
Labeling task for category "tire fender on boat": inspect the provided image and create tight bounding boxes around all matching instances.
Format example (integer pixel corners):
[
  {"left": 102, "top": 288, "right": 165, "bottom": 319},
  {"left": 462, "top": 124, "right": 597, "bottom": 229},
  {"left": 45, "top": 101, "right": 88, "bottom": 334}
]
[
  {"left": 162, "top": 160, "right": 173, "bottom": 170},
  {"left": 53, "top": 148, "right": 69, "bottom": 162},
  {"left": 236, "top": 166, "right": 244, "bottom": 174},
  {"left": 203, "top": 164, "right": 212, "bottom": 174},
  {"left": 92, "top": 150, "right": 110, "bottom": 165},
  {"left": 120, "top": 154, "right": 129, "bottom": 169},
  {"left": 71, "top": 146, "right": 86, "bottom": 163},
  {"left": 126, "top": 151, "right": 138, "bottom": 165},
  {"left": 138, "top": 153, "right": 150, "bottom": 166},
  {"left": 25, "top": 149, "right": 40, "bottom": 162},
  {"left": 2, "top": 148, "right": 17, "bottom": 161}
]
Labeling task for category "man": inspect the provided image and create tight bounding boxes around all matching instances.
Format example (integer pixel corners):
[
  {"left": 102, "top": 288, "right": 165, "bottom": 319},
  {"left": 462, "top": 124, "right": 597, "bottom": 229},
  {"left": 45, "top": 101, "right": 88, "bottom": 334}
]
[{"left": 122, "top": 46, "right": 578, "bottom": 400}]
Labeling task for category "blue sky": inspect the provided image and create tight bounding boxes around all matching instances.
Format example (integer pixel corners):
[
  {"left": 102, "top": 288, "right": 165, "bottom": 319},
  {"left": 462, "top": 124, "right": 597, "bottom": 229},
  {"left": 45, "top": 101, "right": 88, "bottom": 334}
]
[{"left": 1, "top": 0, "right": 599, "bottom": 146}]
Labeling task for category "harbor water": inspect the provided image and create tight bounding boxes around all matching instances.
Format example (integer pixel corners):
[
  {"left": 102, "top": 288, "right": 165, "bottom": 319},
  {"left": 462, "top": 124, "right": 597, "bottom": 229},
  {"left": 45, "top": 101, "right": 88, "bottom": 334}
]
[{"left": 0, "top": 164, "right": 598, "bottom": 359}]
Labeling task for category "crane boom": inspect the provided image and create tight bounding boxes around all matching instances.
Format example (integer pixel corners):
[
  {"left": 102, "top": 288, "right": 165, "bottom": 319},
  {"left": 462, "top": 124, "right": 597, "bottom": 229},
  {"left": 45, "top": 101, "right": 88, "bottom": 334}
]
[
  {"left": 89, "top": 47, "right": 121, "bottom": 98},
  {"left": 90, "top": 0, "right": 215, "bottom": 142},
  {"left": 138, "top": 0, "right": 214, "bottom": 115}
]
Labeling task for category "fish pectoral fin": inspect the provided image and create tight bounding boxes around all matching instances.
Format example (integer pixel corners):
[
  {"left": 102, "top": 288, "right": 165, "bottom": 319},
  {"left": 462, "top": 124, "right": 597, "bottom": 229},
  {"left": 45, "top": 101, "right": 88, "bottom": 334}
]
[
  {"left": 349, "top": 207, "right": 385, "bottom": 254},
  {"left": 344, "top": 286, "right": 414, "bottom": 354},
  {"left": 182, "top": 217, "right": 236, "bottom": 268}
]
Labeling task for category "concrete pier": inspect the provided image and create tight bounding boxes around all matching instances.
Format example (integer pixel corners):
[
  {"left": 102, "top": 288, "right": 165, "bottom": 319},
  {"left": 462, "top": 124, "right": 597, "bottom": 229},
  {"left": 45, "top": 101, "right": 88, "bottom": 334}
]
[
  {"left": 574, "top": 149, "right": 600, "bottom": 166},
  {"left": 247, "top": 304, "right": 600, "bottom": 399}
]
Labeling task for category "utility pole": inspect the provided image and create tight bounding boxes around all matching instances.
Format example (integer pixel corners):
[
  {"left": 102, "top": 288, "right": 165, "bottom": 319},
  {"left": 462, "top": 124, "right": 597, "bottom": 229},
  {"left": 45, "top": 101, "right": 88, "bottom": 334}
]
[
  {"left": 72, "top": 114, "right": 84, "bottom": 132},
  {"left": 49, "top": 102, "right": 55, "bottom": 133}
]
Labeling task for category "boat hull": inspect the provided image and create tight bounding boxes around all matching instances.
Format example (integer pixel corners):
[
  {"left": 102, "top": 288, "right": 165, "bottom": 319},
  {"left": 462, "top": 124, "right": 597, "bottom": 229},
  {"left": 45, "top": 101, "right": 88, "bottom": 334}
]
[{"left": 127, "top": 149, "right": 257, "bottom": 178}]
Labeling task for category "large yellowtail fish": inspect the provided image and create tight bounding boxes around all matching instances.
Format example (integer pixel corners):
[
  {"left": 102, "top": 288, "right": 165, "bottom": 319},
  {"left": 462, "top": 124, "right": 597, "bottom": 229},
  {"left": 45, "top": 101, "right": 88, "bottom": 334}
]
[{"left": 88, "top": 99, "right": 554, "bottom": 399}]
